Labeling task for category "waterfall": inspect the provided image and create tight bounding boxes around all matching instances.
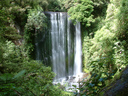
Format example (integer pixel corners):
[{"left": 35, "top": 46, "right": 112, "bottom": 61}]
[
  {"left": 51, "top": 13, "right": 66, "bottom": 79},
  {"left": 67, "top": 16, "right": 73, "bottom": 76},
  {"left": 35, "top": 12, "right": 82, "bottom": 82},
  {"left": 74, "top": 22, "right": 82, "bottom": 75}
]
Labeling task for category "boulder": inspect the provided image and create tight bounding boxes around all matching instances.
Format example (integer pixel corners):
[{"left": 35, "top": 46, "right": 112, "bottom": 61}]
[{"left": 100, "top": 65, "right": 128, "bottom": 96}]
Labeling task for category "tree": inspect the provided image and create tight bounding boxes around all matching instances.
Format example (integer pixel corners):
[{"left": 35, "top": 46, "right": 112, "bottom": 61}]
[{"left": 68, "top": 0, "right": 95, "bottom": 27}]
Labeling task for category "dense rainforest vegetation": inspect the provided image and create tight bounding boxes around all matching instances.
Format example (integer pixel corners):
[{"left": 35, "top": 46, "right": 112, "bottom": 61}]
[{"left": 0, "top": 0, "right": 128, "bottom": 95}]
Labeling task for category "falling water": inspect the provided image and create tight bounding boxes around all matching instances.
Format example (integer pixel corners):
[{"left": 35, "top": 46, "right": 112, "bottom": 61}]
[
  {"left": 67, "top": 16, "right": 74, "bottom": 76},
  {"left": 51, "top": 13, "right": 66, "bottom": 79},
  {"left": 74, "top": 22, "right": 82, "bottom": 76},
  {"left": 35, "top": 12, "right": 82, "bottom": 83}
]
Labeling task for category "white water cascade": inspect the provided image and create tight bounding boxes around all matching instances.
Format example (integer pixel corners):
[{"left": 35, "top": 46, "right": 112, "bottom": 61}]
[
  {"left": 35, "top": 12, "right": 82, "bottom": 88},
  {"left": 74, "top": 22, "right": 82, "bottom": 76}
]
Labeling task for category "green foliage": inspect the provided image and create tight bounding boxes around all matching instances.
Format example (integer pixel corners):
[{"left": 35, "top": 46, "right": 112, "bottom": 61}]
[
  {"left": 68, "top": 0, "right": 94, "bottom": 27},
  {"left": 10, "top": 0, "right": 62, "bottom": 11},
  {"left": 92, "top": 0, "right": 109, "bottom": 17},
  {"left": 0, "top": 40, "right": 71, "bottom": 96},
  {"left": 24, "top": 6, "right": 47, "bottom": 57},
  {"left": 62, "top": 0, "right": 76, "bottom": 11},
  {"left": 47, "top": 0, "right": 62, "bottom": 11},
  {"left": 81, "top": 0, "right": 128, "bottom": 95},
  {"left": 116, "top": 0, "right": 128, "bottom": 49},
  {"left": 0, "top": 0, "right": 73, "bottom": 95},
  {"left": 0, "top": 8, "right": 21, "bottom": 41},
  {"left": 0, "top": 0, "right": 12, "bottom": 8},
  {"left": 0, "top": 73, "right": 18, "bottom": 96},
  {"left": 25, "top": 6, "right": 47, "bottom": 31},
  {"left": 0, "top": 41, "right": 23, "bottom": 73},
  {"left": 92, "top": 0, "right": 109, "bottom": 6},
  {"left": 68, "top": 0, "right": 95, "bottom": 27}
]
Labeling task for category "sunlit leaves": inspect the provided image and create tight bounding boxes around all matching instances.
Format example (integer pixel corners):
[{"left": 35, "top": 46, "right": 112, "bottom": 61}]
[
  {"left": 81, "top": 0, "right": 128, "bottom": 95},
  {"left": 25, "top": 6, "right": 47, "bottom": 31},
  {"left": 68, "top": 0, "right": 95, "bottom": 27}
]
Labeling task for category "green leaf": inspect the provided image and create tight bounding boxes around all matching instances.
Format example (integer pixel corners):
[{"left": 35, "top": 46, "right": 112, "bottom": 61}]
[
  {"left": 0, "top": 73, "right": 13, "bottom": 81},
  {"left": 72, "top": 85, "right": 77, "bottom": 88},
  {"left": 99, "top": 78, "right": 103, "bottom": 82},
  {"left": 89, "top": 83, "right": 95, "bottom": 87},
  {"left": 13, "top": 70, "right": 26, "bottom": 79}
]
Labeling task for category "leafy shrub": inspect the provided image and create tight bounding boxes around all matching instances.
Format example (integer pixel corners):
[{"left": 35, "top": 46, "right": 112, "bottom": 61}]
[
  {"left": 81, "top": 0, "right": 128, "bottom": 95},
  {"left": 25, "top": 6, "right": 47, "bottom": 31},
  {"left": 24, "top": 6, "right": 47, "bottom": 57},
  {"left": 68, "top": 0, "right": 95, "bottom": 27},
  {"left": 0, "top": 40, "right": 72, "bottom": 96}
]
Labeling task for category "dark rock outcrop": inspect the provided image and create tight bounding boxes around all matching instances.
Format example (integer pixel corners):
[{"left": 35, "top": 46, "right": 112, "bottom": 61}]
[{"left": 100, "top": 65, "right": 128, "bottom": 96}]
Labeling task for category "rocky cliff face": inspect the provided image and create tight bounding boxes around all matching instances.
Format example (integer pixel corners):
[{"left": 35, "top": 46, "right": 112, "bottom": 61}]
[{"left": 100, "top": 65, "right": 128, "bottom": 96}]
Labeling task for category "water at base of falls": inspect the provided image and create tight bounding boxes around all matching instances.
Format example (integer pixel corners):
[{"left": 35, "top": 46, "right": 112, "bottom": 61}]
[
  {"left": 53, "top": 73, "right": 86, "bottom": 92},
  {"left": 35, "top": 12, "right": 82, "bottom": 91}
]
